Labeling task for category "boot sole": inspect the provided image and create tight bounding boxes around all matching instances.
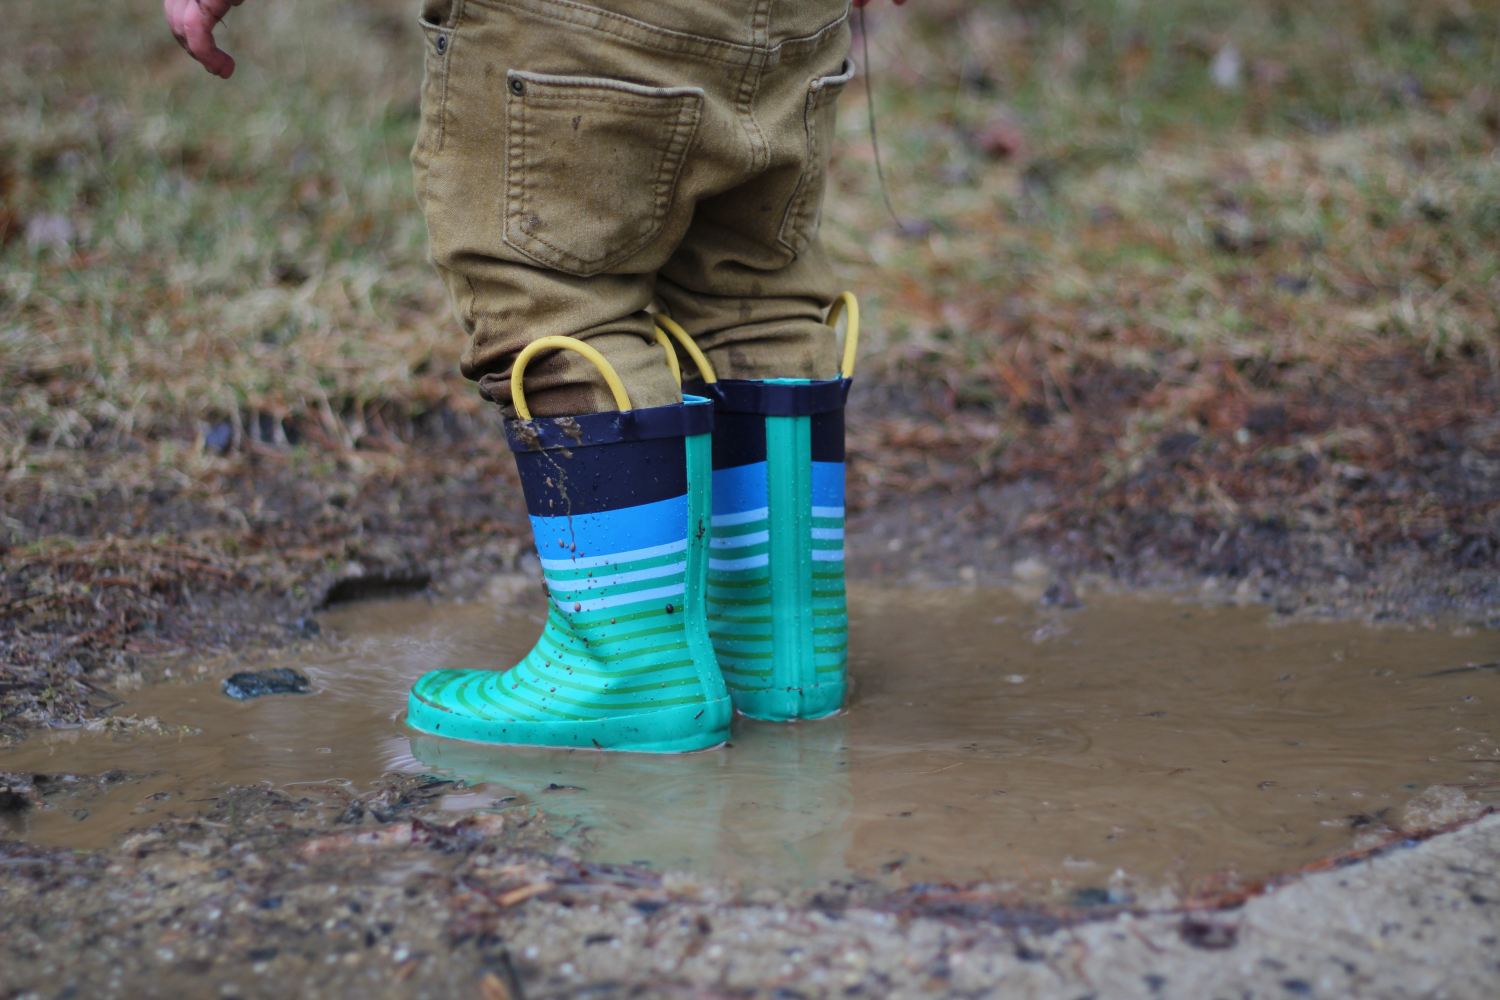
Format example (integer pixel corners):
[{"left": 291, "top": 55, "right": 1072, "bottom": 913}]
[{"left": 406, "top": 692, "right": 733, "bottom": 754}]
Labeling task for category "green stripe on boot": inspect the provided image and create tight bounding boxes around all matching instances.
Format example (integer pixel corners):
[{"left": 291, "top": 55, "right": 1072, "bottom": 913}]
[{"left": 704, "top": 377, "right": 851, "bottom": 721}]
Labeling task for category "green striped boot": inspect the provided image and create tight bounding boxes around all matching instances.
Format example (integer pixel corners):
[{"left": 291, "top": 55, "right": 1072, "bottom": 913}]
[
  {"left": 406, "top": 348, "right": 731, "bottom": 753},
  {"left": 703, "top": 376, "right": 851, "bottom": 721}
]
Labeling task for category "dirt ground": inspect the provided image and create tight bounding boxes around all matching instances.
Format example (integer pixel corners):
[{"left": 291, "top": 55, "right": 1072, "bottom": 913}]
[
  {"left": 3, "top": 0, "right": 1499, "bottom": 995},
  {"left": 3, "top": 769, "right": 1498, "bottom": 998}
]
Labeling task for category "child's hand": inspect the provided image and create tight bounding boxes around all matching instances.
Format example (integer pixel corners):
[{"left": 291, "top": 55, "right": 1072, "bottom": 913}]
[{"left": 164, "top": 0, "right": 245, "bottom": 79}]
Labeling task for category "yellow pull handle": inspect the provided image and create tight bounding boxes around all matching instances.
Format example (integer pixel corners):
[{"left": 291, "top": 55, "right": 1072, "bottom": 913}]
[
  {"left": 826, "top": 291, "right": 860, "bottom": 379},
  {"left": 511, "top": 336, "right": 632, "bottom": 420},
  {"left": 655, "top": 314, "right": 718, "bottom": 384},
  {"left": 652, "top": 327, "right": 681, "bottom": 386}
]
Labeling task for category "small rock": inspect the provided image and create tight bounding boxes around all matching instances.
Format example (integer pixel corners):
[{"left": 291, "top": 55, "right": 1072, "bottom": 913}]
[
  {"left": 1211, "top": 214, "right": 1271, "bottom": 255},
  {"left": 25, "top": 213, "right": 74, "bottom": 252},
  {"left": 1070, "top": 886, "right": 1124, "bottom": 907},
  {"left": 1012, "top": 557, "right": 1049, "bottom": 582},
  {"left": 1157, "top": 431, "right": 1202, "bottom": 461},
  {"left": 1456, "top": 533, "right": 1495, "bottom": 569},
  {"left": 285, "top": 616, "right": 321, "bottom": 637},
  {"left": 1180, "top": 917, "right": 1238, "bottom": 950},
  {"left": 1399, "top": 785, "right": 1484, "bottom": 832},
  {"left": 204, "top": 421, "right": 234, "bottom": 455},
  {"left": 1210, "top": 43, "right": 1242, "bottom": 90},
  {"left": 1040, "top": 579, "right": 1082, "bottom": 609},
  {"left": 892, "top": 218, "right": 936, "bottom": 239},
  {"left": 222, "top": 668, "right": 312, "bottom": 700},
  {"left": 0, "top": 774, "right": 41, "bottom": 814},
  {"left": 1244, "top": 404, "right": 1288, "bottom": 436},
  {"left": 972, "top": 114, "right": 1027, "bottom": 160}
]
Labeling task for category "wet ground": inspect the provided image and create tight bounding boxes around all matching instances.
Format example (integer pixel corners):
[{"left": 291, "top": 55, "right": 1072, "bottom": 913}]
[
  {"left": 7, "top": 583, "right": 1497, "bottom": 899},
  {"left": 4, "top": 413, "right": 1496, "bottom": 999},
  {"left": 3, "top": 385, "right": 1499, "bottom": 993},
  {"left": 7, "top": 382, "right": 1500, "bottom": 747}
]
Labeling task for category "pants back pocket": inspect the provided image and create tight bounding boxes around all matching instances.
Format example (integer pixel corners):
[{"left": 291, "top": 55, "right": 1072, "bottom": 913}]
[{"left": 504, "top": 71, "right": 703, "bottom": 277}]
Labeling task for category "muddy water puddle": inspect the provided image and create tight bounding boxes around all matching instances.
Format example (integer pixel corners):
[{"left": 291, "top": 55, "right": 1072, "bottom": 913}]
[{"left": 4, "top": 584, "right": 1498, "bottom": 892}]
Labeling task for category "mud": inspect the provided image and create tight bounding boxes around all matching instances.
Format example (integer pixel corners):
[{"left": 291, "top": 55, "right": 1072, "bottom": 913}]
[
  {"left": 6, "top": 583, "right": 1497, "bottom": 902},
  {"left": 7, "top": 379, "right": 1498, "bottom": 746},
  {"left": 4, "top": 425, "right": 1498, "bottom": 996}
]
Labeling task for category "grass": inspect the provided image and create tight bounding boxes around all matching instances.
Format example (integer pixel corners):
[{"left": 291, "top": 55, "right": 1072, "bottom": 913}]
[
  {"left": 2, "top": 0, "right": 454, "bottom": 451},
  {"left": 819, "top": 0, "right": 1500, "bottom": 567},
  {"left": 1, "top": 0, "right": 1498, "bottom": 730},
  {"left": 2, "top": 0, "right": 1495, "bottom": 447},
  {"left": 834, "top": 1, "right": 1500, "bottom": 373}
]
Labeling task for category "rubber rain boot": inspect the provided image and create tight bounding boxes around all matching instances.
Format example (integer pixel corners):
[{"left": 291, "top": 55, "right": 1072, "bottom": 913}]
[
  {"left": 659, "top": 294, "right": 858, "bottom": 722},
  {"left": 406, "top": 337, "right": 732, "bottom": 753}
]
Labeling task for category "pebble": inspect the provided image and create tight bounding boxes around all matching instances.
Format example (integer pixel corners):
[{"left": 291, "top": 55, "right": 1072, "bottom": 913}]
[{"left": 222, "top": 668, "right": 312, "bottom": 700}]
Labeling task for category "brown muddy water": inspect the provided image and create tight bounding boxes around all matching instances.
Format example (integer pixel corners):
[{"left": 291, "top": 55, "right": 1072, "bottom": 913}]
[{"left": 4, "top": 583, "right": 1498, "bottom": 893}]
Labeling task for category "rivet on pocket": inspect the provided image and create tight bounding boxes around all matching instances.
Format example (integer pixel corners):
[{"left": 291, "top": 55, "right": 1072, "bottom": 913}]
[
  {"left": 510, "top": 78, "right": 526, "bottom": 96},
  {"left": 435, "top": 34, "right": 447, "bottom": 55}
]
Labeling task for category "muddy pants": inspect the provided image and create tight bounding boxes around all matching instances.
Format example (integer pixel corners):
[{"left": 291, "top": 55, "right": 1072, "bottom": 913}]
[{"left": 411, "top": 0, "right": 855, "bottom": 415}]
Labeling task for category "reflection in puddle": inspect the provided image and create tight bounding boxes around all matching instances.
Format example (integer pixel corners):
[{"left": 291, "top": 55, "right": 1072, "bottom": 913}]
[{"left": 4, "top": 583, "right": 1498, "bottom": 891}]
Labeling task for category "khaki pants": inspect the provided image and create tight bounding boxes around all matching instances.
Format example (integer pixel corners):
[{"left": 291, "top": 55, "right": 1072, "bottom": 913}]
[{"left": 411, "top": 0, "right": 854, "bottom": 416}]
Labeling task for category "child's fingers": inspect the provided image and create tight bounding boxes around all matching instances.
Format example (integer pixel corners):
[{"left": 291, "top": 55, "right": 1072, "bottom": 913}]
[
  {"left": 180, "top": 16, "right": 236, "bottom": 78},
  {"left": 164, "top": 0, "right": 237, "bottom": 79}
]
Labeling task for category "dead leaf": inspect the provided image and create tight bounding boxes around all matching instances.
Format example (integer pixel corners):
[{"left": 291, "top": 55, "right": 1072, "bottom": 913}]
[
  {"left": 299, "top": 822, "right": 415, "bottom": 858},
  {"left": 495, "top": 882, "right": 553, "bottom": 907}
]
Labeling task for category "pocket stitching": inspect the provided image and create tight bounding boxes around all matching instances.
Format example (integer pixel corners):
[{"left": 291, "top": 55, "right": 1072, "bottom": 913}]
[{"left": 504, "top": 78, "right": 702, "bottom": 275}]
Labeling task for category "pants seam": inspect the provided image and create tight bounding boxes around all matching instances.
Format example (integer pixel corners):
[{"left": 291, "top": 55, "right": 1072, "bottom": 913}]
[
  {"left": 480, "top": 0, "right": 849, "bottom": 65},
  {"left": 489, "top": 0, "right": 749, "bottom": 64},
  {"left": 732, "top": 0, "right": 773, "bottom": 175},
  {"left": 435, "top": 0, "right": 466, "bottom": 150}
]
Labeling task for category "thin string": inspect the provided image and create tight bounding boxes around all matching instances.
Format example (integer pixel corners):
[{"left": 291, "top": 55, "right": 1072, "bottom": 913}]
[{"left": 857, "top": 4, "right": 911, "bottom": 233}]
